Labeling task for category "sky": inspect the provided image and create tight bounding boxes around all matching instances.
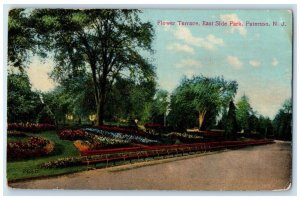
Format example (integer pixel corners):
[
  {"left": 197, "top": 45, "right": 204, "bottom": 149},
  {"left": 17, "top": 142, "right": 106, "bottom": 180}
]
[{"left": 26, "top": 9, "right": 292, "bottom": 119}]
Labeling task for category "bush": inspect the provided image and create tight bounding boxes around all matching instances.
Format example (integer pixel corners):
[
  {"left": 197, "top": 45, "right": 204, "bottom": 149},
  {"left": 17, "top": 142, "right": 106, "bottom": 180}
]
[{"left": 7, "top": 137, "right": 55, "bottom": 160}]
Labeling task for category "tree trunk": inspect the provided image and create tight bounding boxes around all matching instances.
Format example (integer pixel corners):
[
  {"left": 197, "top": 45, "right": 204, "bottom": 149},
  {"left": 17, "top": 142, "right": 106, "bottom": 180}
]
[
  {"left": 96, "top": 96, "right": 105, "bottom": 126},
  {"left": 95, "top": 78, "right": 107, "bottom": 126}
]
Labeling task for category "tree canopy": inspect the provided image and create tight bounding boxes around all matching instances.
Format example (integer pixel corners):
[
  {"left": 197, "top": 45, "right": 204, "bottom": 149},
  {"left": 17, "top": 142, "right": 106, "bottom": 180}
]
[
  {"left": 22, "top": 9, "right": 156, "bottom": 125},
  {"left": 7, "top": 72, "right": 42, "bottom": 122},
  {"left": 8, "top": 9, "right": 36, "bottom": 69},
  {"left": 168, "top": 75, "right": 238, "bottom": 130},
  {"left": 236, "top": 95, "right": 255, "bottom": 132},
  {"left": 273, "top": 98, "right": 292, "bottom": 140}
]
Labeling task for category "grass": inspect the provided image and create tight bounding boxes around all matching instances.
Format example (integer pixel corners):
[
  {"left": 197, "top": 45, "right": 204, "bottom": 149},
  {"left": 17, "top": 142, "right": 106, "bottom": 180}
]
[{"left": 7, "top": 131, "right": 86, "bottom": 182}]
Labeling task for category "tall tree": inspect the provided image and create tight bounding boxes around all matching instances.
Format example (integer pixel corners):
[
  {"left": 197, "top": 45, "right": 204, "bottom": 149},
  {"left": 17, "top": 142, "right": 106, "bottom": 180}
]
[
  {"left": 224, "top": 101, "right": 238, "bottom": 140},
  {"left": 169, "top": 75, "right": 238, "bottom": 130},
  {"left": 29, "top": 9, "right": 155, "bottom": 125},
  {"left": 236, "top": 95, "right": 254, "bottom": 132}
]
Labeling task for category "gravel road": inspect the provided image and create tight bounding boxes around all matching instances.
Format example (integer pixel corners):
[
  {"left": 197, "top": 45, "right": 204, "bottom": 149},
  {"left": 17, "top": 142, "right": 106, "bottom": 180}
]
[{"left": 8, "top": 141, "right": 291, "bottom": 191}]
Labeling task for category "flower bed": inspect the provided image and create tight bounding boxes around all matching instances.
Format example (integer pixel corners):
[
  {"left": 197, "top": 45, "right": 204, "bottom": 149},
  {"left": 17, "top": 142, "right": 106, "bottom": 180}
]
[
  {"left": 7, "top": 136, "right": 55, "bottom": 160},
  {"left": 164, "top": 132, "right": 203, "bottom": 143},
  {"left": 8, "top": 123, "right": 56, "bottom": 133},
  {"left": 96, "top": 125, "right": 146, "bottom": 136},
  {"left": 42, "top": 157, "right": 83, "bottom": 168},
  {"left": 59, "top": 129, "right": 130, "bottom": 150},
  {"left": 83, "top": 127, "right": 158, "bottom": 144},
  {"left": 59, "top": 129, "right": 89, "bottom": 141}
]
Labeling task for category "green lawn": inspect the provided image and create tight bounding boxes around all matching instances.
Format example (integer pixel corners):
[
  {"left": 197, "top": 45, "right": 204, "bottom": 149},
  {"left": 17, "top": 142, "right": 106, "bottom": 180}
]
[{"left": 7, "top": 131, "right": 87, "bottom": 181}]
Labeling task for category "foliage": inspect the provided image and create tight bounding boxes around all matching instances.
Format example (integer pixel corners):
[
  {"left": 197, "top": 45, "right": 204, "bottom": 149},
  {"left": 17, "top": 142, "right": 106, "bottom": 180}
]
[
  {"left": 7, "top": 73, "right": 43, "bottom": 123},
  {"left": 224, "top": 101, "right": 238, "bottom": 140},
  {"left": 168, "top": 75, "right": 238, "bottom": 130},
  {"left": 36, "top": 105, "right": 56, "bottom": 124},
  {"left": 7, "top": 136, "right": 54, "bottom": 160},
  {"left": 8, "top": 9, "right": 39, "bottom": 69},
  {"left": 147, "top": 90, "right": 169, "bottom": 124},
  {"left": 42, "top": 76, "right": 96, "bottom": 125},
  {"left": 105, "top": 77, "right": 157, "bottom": 122},
  {"left": 236, "top": 95, "right": 255, "bottom": 132},
  {"left": 273, "top": 98, "right": 292, "bottom": 140},
  {"left": 256, "top": 115, "right": 273, "bottom": 138},
  {"left": 29, "top": 9, "right": 156, "bottom": 125}
]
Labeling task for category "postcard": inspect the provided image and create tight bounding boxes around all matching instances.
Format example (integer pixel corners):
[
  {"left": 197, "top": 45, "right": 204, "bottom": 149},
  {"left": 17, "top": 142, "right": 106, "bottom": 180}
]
[{"left": 6, "top": 8, "right": 292, "bottom": 191}]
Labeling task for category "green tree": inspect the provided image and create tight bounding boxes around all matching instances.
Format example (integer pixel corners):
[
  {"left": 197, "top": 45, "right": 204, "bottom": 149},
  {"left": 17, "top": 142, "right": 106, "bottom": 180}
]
[
  {"left": 7, "top": 72, "right": 42, "bottom": 123},
  {"left": 8, "top": 9, "right": 37, "bottom": 69},
  {"left": 169, "top": 75, "right": 238, "bottom": 130},
  {"left": 273, "top": 98, "right": 292, "bottom": 140},
  {"left": 224, "top": 100, "right": 238, "bottom": 140},
  {"left": 43, "top": 74, "right": 96, "bottom": 125},
  {"left": 105, "top": 76, "right": 156, "bottom": 123},
  {"left": 28, "top": 9, "right": 155, "bottom": 125},
  {"left": 148, "top": 90, "right": 169, "bottom": 125},
  {"left": 257, "top": 115, "right": 273, "bottom": 138},
  {"left": 236, "top": 95, "right": 254, "bottom": 132}
]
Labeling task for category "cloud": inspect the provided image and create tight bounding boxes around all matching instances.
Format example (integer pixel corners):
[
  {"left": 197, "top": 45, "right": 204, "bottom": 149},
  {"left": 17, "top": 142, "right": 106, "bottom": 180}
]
[
  {"left": 220, "top": 14, "right": 247, "bottom": 37},
  {"left": 226, "top": 56, "right": 243, "bottom": 69},
  {"left": 167, "top": 43, "right": 195, "bottom": 54},
  {"left": 176, "top": 59, "right": 202, "bottom": 69},
  {"left": 272, "top": 57, "right": 279, "bottom": 66},
  {"left": 174, "top": 26, "right": 224, "bottom": 50},
  {"left": 249, "top": 60, "right": 261, "bottom": 67}
]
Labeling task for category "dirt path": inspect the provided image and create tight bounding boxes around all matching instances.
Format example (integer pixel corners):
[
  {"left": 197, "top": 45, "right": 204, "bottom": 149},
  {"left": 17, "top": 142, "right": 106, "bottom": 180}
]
[{"left": 8, "top": 141, "right": 292, "bottom": 190}]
